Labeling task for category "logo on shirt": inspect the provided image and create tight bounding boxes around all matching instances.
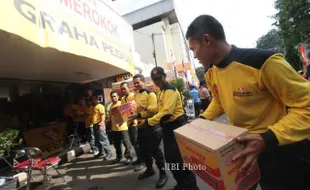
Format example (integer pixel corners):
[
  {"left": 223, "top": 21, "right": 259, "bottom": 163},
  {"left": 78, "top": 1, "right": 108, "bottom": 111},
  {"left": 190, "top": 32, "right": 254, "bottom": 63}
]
[
  {"left": 213, "top": 84, "right": 219, "bottom": 94},
  {"left": 233, "top": 87, "right": 253, "bottom": 97}
]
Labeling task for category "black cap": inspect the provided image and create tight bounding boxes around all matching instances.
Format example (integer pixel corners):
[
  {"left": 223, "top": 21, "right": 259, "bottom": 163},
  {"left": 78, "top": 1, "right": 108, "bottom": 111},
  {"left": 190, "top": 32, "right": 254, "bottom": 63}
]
[{"left": 151, "top": 67, "right": 166, "bottom": 80}]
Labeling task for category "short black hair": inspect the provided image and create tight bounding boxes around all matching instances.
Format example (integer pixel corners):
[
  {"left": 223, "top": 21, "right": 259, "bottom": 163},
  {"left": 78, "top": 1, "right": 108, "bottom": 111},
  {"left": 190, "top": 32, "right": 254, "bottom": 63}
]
[
  {"left": 133, "top": 74, "right": 145, "bottom": 82},
  {"left": 200, "top": 80, "right": 206, "bottom": 86},
  {"left": 110, "top": 90, "right": 118, "bottom": 97},
  {"left": 186, "top": 15, "right": 226, "bottom": 41},
  {"left": 151, "top": 67, "right": 166, "bottom": 80},
  {"left": 120, "top": 82, "right": 128, "bottom": 87}
]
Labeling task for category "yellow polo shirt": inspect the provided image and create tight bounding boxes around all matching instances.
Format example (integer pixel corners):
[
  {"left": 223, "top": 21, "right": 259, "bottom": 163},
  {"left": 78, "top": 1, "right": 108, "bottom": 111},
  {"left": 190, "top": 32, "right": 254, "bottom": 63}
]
[
  {"left": 110, "top": 101, "right": 128, "bottom": 131},
  {"left": 92, "top": 104, "right": 105, "bottom": 124}
]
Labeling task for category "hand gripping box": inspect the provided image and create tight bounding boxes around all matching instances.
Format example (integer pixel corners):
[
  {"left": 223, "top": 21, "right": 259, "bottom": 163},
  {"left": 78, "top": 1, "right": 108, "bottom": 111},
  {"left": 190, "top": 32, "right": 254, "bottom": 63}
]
[
  {"left": 110, "top": 101, "right": 136, "bottom": 125},
  {"left": 174, "top": 119, "right": 260, "bottom": 190}
]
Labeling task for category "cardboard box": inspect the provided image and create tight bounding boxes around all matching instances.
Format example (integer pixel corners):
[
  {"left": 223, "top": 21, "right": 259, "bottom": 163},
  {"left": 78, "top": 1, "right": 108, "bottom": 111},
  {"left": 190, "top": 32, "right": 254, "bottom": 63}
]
[
  {"left": 110, "top": 101, "right": 136, "bottom": 125},
  {"left": 174, "top": 119, "right": 260, "bottom": 190}
]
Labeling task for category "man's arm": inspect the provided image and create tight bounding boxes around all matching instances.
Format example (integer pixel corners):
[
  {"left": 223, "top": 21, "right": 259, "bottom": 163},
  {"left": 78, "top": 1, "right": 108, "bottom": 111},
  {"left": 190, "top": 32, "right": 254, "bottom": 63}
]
[
  {"left": 138, "top": 92, "right": 158, "bottom": 119},
  {"left": 146, "top": 92, "right": 158, "bottom": 114},
  {"left": 98, "top": 105, "right": 106, "bottom": 130},
  {"left": 260, "top": 54, "right": 310, "bottom": 147},
  {"left": 147, "top": 90, "right": 177, "bottom": 126},
  {"left": 200, "top": 73, "right": 225, "bottom": 120},
  {"left": 203, "top": 88, "right": 211, "bottom": 99}
]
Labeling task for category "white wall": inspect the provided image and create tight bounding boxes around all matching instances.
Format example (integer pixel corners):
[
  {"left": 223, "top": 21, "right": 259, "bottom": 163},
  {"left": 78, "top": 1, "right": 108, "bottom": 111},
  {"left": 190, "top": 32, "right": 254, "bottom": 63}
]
[
  {"left": 170, "top": 23, "right": 189, "bottom": 65},
  {"left": 133, "top": 19, "right": 192, "bottom": 71},
  {"left": 134, "top": 21, "right": 169, "bottom": 69}
]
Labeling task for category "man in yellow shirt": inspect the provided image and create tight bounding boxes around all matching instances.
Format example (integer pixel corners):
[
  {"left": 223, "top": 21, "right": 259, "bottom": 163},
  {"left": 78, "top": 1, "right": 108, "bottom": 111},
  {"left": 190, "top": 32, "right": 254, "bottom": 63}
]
[
  {"left": 85, "top": 99, "right": 97, "bottom": 155},
  {"left": 72, "top": 98, "right": 88, "bottom": 143},
  {"left": 138, "top": 67, "right": 199, "bottom": 190},
  {"left": 89, "top": 95, "right": 112, "bottom": 159},
  {"left": 186, "top": 15, "right": 310, "bottom": 190},
  {"left": 130, "top": 74, "right": 168, "bottom": 188},
  {"left": 120, "top": 82, "right": 141, "bottom": 168},
  {"left": 109, "top": 91, "right": 133, "bottom": 165}
]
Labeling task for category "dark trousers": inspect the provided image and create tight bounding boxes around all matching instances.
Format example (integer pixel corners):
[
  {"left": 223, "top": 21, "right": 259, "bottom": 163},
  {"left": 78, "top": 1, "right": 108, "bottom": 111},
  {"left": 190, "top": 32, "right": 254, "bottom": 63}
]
[
  {"left": 88, "top": 123, "right": 111, "bottom": 155},
  {"left": 139, "top": 126, "right": 165, "bottom": 174},
  {"left": 128, "top": 126, "right": 140, "bottom": 161},
  {"left": 77, "top": 122, "right": 87, "bottom": 142},
  {"left": 113, "top": 130, "right": 132, "bottom": 160},
  {"left": 250, "top": 139, "right": 310, "bottom": 190},
  {"left": 200, "top": 99, "right": 210, "bottom": 111},
  {"left": 194, "top": 102, "right": 201, "bottom": 118},
  {"left": 162, "top": 115, "right": 199, "bottom": 190}
]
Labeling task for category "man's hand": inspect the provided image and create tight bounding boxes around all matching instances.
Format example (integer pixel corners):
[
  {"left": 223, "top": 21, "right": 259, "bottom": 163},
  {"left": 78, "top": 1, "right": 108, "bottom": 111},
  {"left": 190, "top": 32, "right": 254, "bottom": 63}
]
[
  {"left": 116, "top": 124, "right": 120, "bottom": 129},
  {"left": 208, "top": 97, "right": 212, "bottom": 102},
  {"left": 98, "top": 122, "right": 105, "bottom": 131},
  {"left": 232, "top": 134, "right": 265, "bottom": 175},
  {"left": 128, "top": 113, "right": 138, "bottom": 121},
  {"left": 137, "top": 104, "right": 147, "bottom": 112},
  {"left": 137, "top": 119, "right": 146, "bottom": 128}
]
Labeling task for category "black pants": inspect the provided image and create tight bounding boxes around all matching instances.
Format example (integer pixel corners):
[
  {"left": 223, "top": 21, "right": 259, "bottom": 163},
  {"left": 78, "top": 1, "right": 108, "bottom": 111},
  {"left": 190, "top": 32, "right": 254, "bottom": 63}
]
[
  {"left": 113, "top": 130, "right": 132, "bottom": 160},
  {"left": 249, "top": 139, "right": 310, "bottom": 190},
  {"left": 77, "top": 122, "right": 87, "bottom": 142},
  {"left": 139, "top": 126, "right": 165, "bottom": 174},
  {"left": 194, "top": 102, "right": 201, "bottom": 118},
  {"left": 162, "top": 115, "right": 199, "bottom": 190},
  {"left": 128, "top": 126, "right": 140, "bottom": 161},
  {"left": 200, "top": 99, "right": 210, "bottom": 111}
]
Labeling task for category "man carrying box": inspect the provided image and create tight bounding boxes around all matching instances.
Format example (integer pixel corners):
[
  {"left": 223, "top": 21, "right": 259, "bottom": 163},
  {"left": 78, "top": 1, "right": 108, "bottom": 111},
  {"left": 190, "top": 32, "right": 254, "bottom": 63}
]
[
  {"left": 120, "top": 82, "right": 143, "bottom": 169},
  {"left": 129, "top": 74, "right": 168, "bottom": 188},
  {"left": 138, "top": 67, "right": 199, "bottom": 190},
  {"left": 109, "top": 91, "right": 133, "bottom": 165},
  {"left": 186, "top": 15, "right": 310, "bottom": 190}
]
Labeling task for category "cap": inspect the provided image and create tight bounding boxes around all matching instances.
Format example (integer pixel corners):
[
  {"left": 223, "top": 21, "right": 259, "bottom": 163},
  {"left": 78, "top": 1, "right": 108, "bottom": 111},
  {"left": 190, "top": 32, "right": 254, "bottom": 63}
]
[{"left": 151, "top": 67, "right": 166, "bottom": 80}]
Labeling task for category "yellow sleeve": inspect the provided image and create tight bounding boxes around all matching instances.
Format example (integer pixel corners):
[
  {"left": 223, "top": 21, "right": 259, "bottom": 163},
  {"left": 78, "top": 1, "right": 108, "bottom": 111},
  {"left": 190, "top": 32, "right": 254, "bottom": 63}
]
[
  {"left": 200, "top": 71, "right": 225, "bottom": 120},
  {"left": 121, "top": 97, "right": 126, "bottom": 104},
  {"left": 139, "top": 92, "right": 158, "bottom": 118},
  {"left": 147, "top": 92, "right": 159, "bottom": 114},
  {"left": 260, "top": 54, "right": 310, "bottom": 147},
  {"left": 98, "top": 105, "right": 105, "bottom": 115},
  {"left": 147, "top": 90, "right": 177, "bottom": 126}
]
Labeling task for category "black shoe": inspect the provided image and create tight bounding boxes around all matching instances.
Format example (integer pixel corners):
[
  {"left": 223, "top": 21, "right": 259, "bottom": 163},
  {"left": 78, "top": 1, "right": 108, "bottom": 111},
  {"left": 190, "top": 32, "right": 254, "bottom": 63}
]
[
  {"left": 113, "top": 158, "right": 121, "bottom": 164},
  {"left": 156, "top": 173, "right": 168, "bottom": 188},
  {"left": 124, "top": 158, "right": 132, "bottom": 165},
  {"left": 132, "top": 159, "right": 141, "bottom": 165},
  {"left": 138, "top": 169, "right": 155, "bottom": 180},
  {"left": 104, "top": 153, "right": 112, "bottom": 160},
  {"left": 94, "top": 153, "right": 104, "bottom": 158},
  {"left": 133, "top": 164, "right": 146, "bottom": 172}
]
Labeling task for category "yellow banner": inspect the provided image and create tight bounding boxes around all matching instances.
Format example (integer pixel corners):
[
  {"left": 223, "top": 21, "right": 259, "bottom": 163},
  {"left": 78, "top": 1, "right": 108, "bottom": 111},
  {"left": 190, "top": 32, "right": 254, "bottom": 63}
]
[
  {"left": 0, "top": 0, "right": 135, "bottom": 74},
  {"left": 23, "top": 122, "right": 67, "bottom": 157}
]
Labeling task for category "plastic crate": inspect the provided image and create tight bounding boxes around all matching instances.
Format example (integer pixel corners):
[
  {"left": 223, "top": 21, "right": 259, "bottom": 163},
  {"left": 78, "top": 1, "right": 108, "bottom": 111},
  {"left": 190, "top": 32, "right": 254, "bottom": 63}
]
[{"left": 0, "top": 177, "right": 17, "bottom": 190}]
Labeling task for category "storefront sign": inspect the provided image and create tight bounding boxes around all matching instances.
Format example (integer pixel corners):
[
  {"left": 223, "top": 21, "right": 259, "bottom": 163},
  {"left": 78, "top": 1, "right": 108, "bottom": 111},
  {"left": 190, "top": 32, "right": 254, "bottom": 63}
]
[
  {"left": 23, "top": 122, "right": 67, "bottom": 157},
  {"left": 0, "top": 0, "right": 135, "bottom": 74},
  {"left": 116, "top": 73, "right": 133, "bottom": 82}
]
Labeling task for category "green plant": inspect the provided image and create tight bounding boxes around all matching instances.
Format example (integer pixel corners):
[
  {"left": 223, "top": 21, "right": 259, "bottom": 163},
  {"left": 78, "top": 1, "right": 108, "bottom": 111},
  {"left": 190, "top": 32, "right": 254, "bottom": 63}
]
[
  {"left": 170, "top": 78, "right": 190, "bottom": 107},
  {"left": 0, "top": 129, "right": 22, "bottom": 157}
]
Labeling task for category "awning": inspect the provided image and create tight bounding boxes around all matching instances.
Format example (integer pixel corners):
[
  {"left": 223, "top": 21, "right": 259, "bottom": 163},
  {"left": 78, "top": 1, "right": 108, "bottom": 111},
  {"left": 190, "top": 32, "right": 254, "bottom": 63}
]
[{"left": 0, "top": 0, "right": 136, "bottom": 83}]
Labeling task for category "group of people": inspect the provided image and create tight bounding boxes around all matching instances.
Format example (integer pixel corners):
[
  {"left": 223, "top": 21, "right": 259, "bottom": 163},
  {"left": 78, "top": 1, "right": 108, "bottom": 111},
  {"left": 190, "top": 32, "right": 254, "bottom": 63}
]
[
  {"left": 188, "top": 81, "right": 212, "bottom": 118},
  {"left": 69, "top": 14, "right": 310, "bottom": 190},
  {"left": 69, "top": 69, "right": 199, "bottom": 190}
]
